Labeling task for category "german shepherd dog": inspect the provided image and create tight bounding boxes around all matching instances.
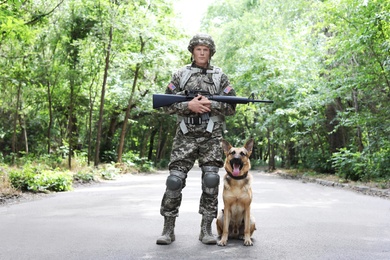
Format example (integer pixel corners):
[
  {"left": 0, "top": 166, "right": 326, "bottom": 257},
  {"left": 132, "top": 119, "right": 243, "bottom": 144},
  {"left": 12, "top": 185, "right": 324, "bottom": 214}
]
[{"left": 217, "top": 139, "right": 256, "bottom": 246}]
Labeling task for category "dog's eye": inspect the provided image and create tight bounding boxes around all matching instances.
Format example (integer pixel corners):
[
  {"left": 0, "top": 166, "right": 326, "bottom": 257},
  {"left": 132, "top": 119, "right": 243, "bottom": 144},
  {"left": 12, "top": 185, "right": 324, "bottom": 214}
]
[
  {"left": 240, "top": 152, "right": 246, "bottom": 157},
  {"left": 230, "top": 151, "right": 236, "bottom": 155}
]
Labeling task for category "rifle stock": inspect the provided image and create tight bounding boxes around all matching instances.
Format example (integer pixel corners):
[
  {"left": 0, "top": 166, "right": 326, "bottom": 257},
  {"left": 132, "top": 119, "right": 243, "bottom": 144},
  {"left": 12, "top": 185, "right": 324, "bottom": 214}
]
[
  {"left": 153, "top": 93, "right": 273, "bottom": 109},
  {"left": 153, "top": 94, "right": 190, "bottom": 109}
]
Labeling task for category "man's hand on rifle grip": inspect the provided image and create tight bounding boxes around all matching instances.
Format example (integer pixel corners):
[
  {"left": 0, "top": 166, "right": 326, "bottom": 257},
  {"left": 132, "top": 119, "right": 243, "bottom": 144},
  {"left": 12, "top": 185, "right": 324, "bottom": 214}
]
[{"left": 188, "top": 94, "right": 211, "bottom": 114}]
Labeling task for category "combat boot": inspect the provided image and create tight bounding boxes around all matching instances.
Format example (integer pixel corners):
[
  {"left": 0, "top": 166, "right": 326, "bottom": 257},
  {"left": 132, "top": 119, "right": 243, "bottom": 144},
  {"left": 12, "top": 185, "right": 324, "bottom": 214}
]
[
  {"left": 199, "top": 215, "right": 217, "bottom": 244},
  {"left": 156, "top": 216, "right": 176, "bottom": 245}
]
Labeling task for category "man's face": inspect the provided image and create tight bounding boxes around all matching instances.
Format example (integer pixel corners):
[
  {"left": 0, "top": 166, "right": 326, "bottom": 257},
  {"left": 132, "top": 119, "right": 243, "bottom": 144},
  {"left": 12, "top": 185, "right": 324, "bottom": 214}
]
[{"left": 193, "top": 45, "right": 210, "bottom": 68}]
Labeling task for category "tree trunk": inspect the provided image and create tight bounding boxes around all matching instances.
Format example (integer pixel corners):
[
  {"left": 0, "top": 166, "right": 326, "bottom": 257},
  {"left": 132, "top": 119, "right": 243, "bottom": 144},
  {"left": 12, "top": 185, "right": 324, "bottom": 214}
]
[
  {"left": 267, "top": 127, "right": 276, "bottom": 171},
  {"left": 68, "top": 76, "right": 74, "bottom": 169},
  {"left": 87, "top": 108, "right": 92, "bottom": 166},
  {"left": 47, "top": 82, "right": 53, "bottom": 154},
  {"left": 95, "top": 25, "right": 113, "bottom": 167},
  {"left": 87, "top": 79, "right": 96, "bottom": 166},
  {"left": 156, "top": 124, "right": 167, "bottom": 161},
  {"left": 117, "top": 63, "right": 139, "bottom": 163},
  {"left": 148, "top": 128, "right": 158, "bottom": 160},
  {"left": 287, "top": 141, "right": 297, "bottom": 168},
  {"left": 325, "top": 99, "right": 347, "bottom": 153},
  {"left": 100, "top": 110, "right": 120, "bottom": 162},
  {"left": 117, "top": 36, "right": 146, "bottom": 163},
  {"left": 11, "top": 82, "right": 22, "bottom": 164},
  {"left": 140, "top": 128, "right": 149, "bottom": 158},
  {"left": 352, "top": 89, "right": 364, "bottom": 152},
  {"left": 268, "top": 143, "right": 276, "bottom": 172},
  {"left": 20, "top": 115, "right": 28, "bottom": 155}
]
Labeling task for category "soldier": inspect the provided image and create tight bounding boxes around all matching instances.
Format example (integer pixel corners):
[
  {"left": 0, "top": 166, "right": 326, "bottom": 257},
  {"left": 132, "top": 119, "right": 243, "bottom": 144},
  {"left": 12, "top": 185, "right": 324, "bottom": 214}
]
[{"left": 156, "top": 33, "right": 236, "bottom": 245}]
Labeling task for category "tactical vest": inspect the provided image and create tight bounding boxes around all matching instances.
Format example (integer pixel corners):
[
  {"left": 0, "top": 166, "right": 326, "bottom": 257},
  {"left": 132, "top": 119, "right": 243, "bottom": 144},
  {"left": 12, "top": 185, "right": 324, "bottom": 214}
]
[
  {"left": 177, "top": 64, "right": 225, "bottom": 134},
  {"left": 179, "top": 64, "right": 223, "bottom": 93}
]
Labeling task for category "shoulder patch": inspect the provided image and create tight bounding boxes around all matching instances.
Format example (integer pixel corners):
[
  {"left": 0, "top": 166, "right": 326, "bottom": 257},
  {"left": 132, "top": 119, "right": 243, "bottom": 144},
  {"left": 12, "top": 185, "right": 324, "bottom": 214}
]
[
  {"left": 223, "top": 86, "right": 233, "bottom": 94},
  {"left": 168, "top": 83, "right": 176, "bottom": 91}
]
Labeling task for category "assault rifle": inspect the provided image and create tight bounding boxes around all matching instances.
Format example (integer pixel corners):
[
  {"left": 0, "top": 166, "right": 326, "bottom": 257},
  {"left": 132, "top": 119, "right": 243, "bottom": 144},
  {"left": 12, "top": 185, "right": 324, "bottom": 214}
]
[{"left": 153, "top": 90, "right": 274, "bottom": 109}]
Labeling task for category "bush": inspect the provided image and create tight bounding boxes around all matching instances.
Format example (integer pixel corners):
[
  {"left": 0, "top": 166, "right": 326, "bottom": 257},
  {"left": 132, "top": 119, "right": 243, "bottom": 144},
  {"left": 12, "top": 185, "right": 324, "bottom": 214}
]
[
  {"left": 0, "top": 165, "right": 19, "bottom": 196},
  {"left": 251, "top": 159, "right": 268, "bottom": 169},
  {"left": 122, "top": 152, "right": 155, "bottom": 173},
  {"left": 366, "top": 149, "right": 390, "bottom": 179},
  {"left": 331, "top": 147, "right": 390, "bottom": 182},
  {"left": 100, "top": 164, "right": 119, "bottom": 180},
  {"left": 301, "top": 150, "right": 333, "bottom": 173},
  {"left": 331, "top": 148, "right": 366, "bottom": 181},
  {"left": 8, "top": 164, "right": 73, "bottom": 192},
  {"left": 14, "top": 153, "right": 63, "bottom": 169},
  {"left": 73, "top": 171, "right": 96, "bottom": 183},
  {"left": 156, "top": 159, "right": 170, "bottom": 169}
]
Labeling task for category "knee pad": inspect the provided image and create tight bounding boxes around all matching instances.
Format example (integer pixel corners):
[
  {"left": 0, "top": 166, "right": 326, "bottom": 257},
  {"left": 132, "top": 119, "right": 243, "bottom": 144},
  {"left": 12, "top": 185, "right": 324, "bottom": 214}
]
[
  {"left": 165, "top": 170, "right": 186, "bottom": 198},
  {"left": 203, "top": 173, "right": 220, "bottom": 188},
  {"left": 202, "top": 166, "right": 220, "bottom": 195},
  {"left": 166, "top": 175, "right": 183, "bottom": 191},
  {"left": 201, "top": 166, "right": 219, "bottom": 175}
]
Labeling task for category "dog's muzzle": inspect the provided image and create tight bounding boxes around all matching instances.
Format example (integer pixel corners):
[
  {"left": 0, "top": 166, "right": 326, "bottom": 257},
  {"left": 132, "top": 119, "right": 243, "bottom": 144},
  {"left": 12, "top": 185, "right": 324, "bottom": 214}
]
[{"left": 229, "top": 158, "right": 243, "bottom": 176}]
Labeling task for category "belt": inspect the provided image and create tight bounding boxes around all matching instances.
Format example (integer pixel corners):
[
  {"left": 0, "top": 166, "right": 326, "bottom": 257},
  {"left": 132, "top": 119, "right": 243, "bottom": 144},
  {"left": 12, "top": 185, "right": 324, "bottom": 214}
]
[
  {"left": 182, "top": 116, "right": 203, "bottom": 125},
  {"left": 177, "top": 115, "right": 224, "bottom": 134}
]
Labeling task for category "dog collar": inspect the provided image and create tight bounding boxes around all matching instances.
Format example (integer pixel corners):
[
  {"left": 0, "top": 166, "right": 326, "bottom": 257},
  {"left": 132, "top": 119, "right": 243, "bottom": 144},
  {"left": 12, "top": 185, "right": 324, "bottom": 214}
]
[{"left": 227, "top": 172, "right": 248, "bottom": 180}]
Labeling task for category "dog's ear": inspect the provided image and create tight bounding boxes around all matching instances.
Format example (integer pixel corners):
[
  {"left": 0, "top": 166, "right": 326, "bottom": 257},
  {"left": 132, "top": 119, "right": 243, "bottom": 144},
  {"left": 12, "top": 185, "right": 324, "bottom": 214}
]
[
  {"left": 245, "top": 139, "right": 254, "bottom": 156},
  {"left": 221, "top": 139, "right": 232, "bottom": 155}
]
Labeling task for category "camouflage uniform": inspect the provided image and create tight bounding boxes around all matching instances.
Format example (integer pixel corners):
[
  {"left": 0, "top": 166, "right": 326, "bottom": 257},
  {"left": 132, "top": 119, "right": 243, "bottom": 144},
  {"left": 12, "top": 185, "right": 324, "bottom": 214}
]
[
  {"left": 160, "top": 63, "right": 236, "bottom": 218},
  {"left": 157, "top": 33, "right": 236, "bottom": 245}
]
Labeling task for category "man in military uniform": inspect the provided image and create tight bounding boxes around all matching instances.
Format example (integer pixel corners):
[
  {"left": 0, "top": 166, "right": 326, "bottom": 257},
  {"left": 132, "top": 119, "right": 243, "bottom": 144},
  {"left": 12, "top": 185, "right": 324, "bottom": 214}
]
[{"left": 156, "top": 33, "right": 236, "bottom": 245}]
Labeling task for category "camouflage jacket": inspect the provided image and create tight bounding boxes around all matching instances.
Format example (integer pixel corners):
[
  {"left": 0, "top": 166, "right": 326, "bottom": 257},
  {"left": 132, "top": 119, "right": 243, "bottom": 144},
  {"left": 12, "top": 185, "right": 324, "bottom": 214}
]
[{"left": 164, "top": 63, "right": 236, "bottom": 118}]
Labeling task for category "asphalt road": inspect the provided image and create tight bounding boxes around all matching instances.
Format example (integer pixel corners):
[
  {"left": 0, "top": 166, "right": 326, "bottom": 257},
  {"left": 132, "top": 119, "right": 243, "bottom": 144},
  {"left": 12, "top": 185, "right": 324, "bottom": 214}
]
[{"left": 1, "top": 168, "right": 389, "bottom": 260}]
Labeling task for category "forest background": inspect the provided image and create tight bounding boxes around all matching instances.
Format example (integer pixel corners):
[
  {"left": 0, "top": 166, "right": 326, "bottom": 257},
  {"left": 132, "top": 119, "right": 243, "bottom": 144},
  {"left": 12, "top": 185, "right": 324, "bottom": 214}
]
[{"left": 1, "top": 0, "right": 389, "bottom": 194}]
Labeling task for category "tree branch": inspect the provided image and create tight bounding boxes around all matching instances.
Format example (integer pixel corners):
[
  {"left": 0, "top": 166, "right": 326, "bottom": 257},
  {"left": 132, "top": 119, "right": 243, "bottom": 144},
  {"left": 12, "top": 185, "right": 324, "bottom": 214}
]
[{"left": 25, "top": 0, "right": 65, "bottom": 25}]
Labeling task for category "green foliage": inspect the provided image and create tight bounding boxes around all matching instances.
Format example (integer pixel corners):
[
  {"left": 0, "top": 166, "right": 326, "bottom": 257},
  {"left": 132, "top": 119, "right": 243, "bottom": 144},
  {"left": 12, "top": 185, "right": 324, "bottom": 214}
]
[
  {"left": 204, "top": 0, "right": 390, "bottom": 178},
  {"left": 250, "top": 159, "right": 268, "bottom": 169},
  {"left": 96, "top": 163, "right": 120, "bottom": 180},
  {"left": 156, "top": 159, "right": 170, "bottom": 169},
  {"left": 332, "top": 146, "right": 390, "bottom": 182},
  {"left": 0, "top": 164, "right": 18, "bottom": 196},
  {"left": 331, "top": 148, "right": 366, "bottom": 181},
  {"left": 8, "top": 164, "right": 73, "bottom": 192},
  {"left": 0, "top": 0, "right": 184, "bottom": 167},
  {"left": 100, "top": 170, "right": 117, "bottom": 180},
  {"left": 14, "top": 153, "right": 63, "bottom": 169},
  {"left": 301, "top": 149, "right": 333, "bottom": 174},
  {"left": 1, "top": 0, "right": 389, "bottom": 184},
  {"left": 366, "top": 148, "right": 390, "bottom": 180},
  {"left": 122, "top": 151, "right": 154, "bottom": 173},
  {"left": 73, "top": 171, "right": 96, "bottom": 183}
]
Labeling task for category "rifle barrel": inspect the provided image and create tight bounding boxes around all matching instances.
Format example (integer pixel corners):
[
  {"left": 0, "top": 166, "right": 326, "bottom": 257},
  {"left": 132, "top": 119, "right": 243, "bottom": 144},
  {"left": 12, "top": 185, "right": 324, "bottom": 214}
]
[
  {"left": 210, "top": 95, "right": 274, "bottom": 104},
  {"left": 152, "top": 94, "right": 273, "bottom": 109}
]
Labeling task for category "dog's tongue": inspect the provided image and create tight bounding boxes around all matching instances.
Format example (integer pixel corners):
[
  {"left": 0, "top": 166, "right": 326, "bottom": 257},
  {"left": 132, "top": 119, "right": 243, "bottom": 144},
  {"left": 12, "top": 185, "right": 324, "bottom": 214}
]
[{"left": 232, "top": 163, "right": 240, "bottom": 176}]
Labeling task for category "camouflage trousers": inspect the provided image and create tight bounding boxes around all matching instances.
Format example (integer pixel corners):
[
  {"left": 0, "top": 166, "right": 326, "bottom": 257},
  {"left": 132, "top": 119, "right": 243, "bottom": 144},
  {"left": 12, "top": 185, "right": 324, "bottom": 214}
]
[
  {"left": 160, "top": 183, "right": 219, "bottom": 218},
  {"left": 160, "top": 123, "right": 223, "bottom": 218}
]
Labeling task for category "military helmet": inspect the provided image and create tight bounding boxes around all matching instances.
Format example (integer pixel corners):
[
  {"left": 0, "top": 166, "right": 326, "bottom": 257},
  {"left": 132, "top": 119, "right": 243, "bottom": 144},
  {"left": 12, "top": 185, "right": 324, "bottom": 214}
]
[{"left": 187, "top": 33, "right": 216, "bottom": 57}]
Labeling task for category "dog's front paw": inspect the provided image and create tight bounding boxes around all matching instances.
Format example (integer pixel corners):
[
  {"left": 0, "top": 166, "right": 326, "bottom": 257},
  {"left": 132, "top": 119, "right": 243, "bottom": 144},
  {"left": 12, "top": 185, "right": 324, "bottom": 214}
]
[
  {"left": 217, "top": 239, "right": 228, "bottom": 246},
  {"left": 243, "top": 239, "right": 253, "bottom": 246}
]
